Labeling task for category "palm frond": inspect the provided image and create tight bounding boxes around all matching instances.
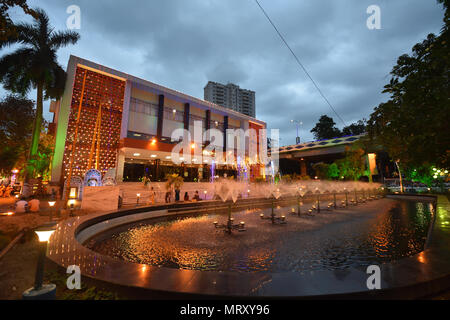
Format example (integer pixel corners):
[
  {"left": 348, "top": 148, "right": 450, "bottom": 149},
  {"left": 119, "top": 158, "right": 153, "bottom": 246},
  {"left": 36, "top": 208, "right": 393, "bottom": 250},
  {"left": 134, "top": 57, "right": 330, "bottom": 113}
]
[
  {"left": 0, "top": 48, "right": 35, "bottom": 94},
  {"left": 49, "top": 30, "right": 80, "bottom": 50}
]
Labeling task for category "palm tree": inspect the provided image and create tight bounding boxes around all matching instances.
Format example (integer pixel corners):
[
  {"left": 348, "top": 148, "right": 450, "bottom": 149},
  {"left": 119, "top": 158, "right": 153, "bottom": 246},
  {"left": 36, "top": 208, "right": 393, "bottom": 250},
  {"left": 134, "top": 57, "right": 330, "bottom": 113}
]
[{"left": 0, "top": 8, "right": 79, "bottom": 187}]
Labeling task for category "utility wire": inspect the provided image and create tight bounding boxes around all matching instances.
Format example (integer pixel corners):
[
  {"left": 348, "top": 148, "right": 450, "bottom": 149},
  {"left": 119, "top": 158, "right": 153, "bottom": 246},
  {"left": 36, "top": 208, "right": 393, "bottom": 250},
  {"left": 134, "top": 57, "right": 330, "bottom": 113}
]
[{"left": 254, "top": 0, "right": 347, "bottom": 127}]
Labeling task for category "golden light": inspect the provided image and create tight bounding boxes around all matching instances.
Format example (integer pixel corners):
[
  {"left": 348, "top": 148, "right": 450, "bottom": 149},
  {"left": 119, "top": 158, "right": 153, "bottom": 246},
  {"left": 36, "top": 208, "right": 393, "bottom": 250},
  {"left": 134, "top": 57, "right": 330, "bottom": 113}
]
[
  {"left": 48, "top": 201, "right": 56, "bottom": 207},
  {"left": 12, "top": 169, "right": 19, "bottom": 173},
  {"left": 69, "top": 187, "right": 77, "bottom": 199},
  {"left": 68, "top": 199, "right": 76, "bottom": 206},
  {"left": 151, "top": 138, "right": 157, "bottom": 145},
  {"left": 1, "top": 211, "right": 14, "bottom": 216},
  {"left": 34, "top": 223, "right": 57, "bottom": 242},
  {"left": 191, "top": 143, "right": 196, "bottom": 149},
  {"left": 35, "top": 230, "right": 55, "bottom": 242},
  {"left": 137, "top": 193, "right": 141, "bottom": 197}
]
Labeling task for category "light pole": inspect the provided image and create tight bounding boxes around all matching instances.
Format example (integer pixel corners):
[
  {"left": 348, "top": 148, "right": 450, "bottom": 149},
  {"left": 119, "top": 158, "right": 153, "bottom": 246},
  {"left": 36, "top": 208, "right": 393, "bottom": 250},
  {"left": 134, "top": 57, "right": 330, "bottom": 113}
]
[
  {"left": 22, "top": 222, "right": 57, "bottom": 300},
  {"left": 48, "top": 201, "right": 56, "bottom": 222},
  {"left": 290, "top": 120, "right": 302, "bottom": 144}
]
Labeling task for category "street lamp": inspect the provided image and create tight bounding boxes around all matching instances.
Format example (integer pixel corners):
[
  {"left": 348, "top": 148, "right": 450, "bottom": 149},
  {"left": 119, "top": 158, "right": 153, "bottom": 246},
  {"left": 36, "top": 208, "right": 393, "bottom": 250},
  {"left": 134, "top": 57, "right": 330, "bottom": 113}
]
[
  {"left": 290, "top": 120, "right": 302, "bottom": 144},
  {"left": 48, "top": 201, "right": 56, "bottom": 222},
  {"left": 22, "top": 222, "right": 57, "bottom": 300}
]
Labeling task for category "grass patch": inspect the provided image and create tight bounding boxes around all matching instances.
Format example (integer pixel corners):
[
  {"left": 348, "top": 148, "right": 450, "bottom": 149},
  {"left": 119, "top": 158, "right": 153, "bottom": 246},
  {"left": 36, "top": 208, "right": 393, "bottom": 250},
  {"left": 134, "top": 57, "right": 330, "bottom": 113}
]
[{"left": 45, "top": 269, "right": 121, "bottom": 300}]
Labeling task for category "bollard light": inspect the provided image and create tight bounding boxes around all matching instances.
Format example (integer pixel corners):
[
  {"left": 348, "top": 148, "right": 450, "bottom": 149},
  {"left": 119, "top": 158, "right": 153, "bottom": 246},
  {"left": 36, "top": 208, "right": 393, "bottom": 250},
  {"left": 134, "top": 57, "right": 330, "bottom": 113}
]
[
  {"left": 48, "top": 201, "right": 56, "bottom": 222},
  {"left": 136, "top": 193, "right": 141, "bottom": 206},
  {"left": 23, "top": 222, "right": 57, "bottom": 300}
]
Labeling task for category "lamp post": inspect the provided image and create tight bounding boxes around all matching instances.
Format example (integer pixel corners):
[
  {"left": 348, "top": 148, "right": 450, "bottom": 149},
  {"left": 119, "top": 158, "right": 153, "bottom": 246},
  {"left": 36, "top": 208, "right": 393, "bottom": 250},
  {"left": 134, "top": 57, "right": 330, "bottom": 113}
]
[
  {"left": 136, "top": 193, "right": 140, "bottom": 207},
  {"left": 290, "top": 120, "right": 302, "bottom": 144},
  {"left": 68, "top": 199, "right": 75, "bottom": 217},
  {"left": 48, "top": 201, "right": 56, "bottom": 221},
  {"left": 22, "top": 222, "right": 57, "bottom": 300}
]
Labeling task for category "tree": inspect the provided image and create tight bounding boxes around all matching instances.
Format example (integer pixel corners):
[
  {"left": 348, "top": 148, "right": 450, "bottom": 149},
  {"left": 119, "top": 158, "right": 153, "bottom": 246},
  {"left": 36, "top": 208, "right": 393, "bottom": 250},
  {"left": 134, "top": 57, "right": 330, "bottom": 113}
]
[
  {"left": 334, "top": 146, "right": 367, "bottom": 181},
  {"left": 342, "top": 119, "right": 366, "bottom": 136},
  {"left": 0, "top": 0, "right": 37, "bottom": 41},
  {"left": 0, "top": 8, "right": 79, "bottom": 184},
  {"left": 367, "top": 0, "right": 450, "bottom": 169},
  {"left": 0, "top": 94, "right": 35, "bottom": 175},
  {"left": 310, "top": 115, "right": 342, "bottom": 140}
]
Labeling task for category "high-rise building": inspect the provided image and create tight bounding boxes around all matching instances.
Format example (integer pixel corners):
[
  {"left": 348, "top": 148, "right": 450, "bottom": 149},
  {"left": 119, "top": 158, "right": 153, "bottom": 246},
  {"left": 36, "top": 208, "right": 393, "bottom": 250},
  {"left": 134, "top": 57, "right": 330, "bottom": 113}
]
[{"left": 204, "top": 81, "right": 255, "bottom": 117}]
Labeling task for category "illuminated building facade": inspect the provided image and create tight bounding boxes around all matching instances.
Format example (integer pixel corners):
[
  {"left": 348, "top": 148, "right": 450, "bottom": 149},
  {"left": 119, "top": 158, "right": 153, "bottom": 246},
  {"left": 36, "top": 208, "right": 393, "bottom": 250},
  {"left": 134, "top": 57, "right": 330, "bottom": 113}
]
[{"left": 50, "top": 56, "right": 266, "bottom": 185}]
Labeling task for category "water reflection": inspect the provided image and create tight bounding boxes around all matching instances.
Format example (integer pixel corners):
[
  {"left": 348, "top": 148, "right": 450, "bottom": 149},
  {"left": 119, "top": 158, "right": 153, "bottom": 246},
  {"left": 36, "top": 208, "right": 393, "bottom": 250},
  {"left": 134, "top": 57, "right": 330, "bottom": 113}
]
[{"left": 87, "top": 200, "right": 431, "bottom": 273}]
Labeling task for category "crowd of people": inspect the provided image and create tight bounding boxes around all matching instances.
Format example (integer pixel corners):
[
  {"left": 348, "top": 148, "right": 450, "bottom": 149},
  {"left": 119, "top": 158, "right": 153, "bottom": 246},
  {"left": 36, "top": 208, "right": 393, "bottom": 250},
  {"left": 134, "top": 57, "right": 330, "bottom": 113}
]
[{"left": 163, "top": 189, "right": 202, "bottom": 203}]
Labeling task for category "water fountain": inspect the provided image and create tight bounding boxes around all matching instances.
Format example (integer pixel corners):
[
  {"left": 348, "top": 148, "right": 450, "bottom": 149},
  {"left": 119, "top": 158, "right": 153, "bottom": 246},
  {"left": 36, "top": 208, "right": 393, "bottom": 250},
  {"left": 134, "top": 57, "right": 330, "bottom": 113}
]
[
  {"left": 213, "top": 180, "right": 246, "bottom": 233},
  {"left": 260, "top": 187, "right": 286, "bottom": 224}
]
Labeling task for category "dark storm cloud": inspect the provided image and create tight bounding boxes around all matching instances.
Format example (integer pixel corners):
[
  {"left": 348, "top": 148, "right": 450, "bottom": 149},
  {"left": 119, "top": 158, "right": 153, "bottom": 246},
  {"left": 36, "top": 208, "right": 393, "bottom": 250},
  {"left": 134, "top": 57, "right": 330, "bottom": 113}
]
[{"left": 5, "top": 0, "right": 445, "bottom": 144}]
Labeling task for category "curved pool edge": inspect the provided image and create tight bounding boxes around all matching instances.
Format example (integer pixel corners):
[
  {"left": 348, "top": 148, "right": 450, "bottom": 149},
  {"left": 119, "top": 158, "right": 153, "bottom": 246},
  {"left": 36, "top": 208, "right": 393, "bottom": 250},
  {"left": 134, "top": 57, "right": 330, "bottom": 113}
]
[{"left": 46, "top": 194, "right": 450, "bottom": 299}]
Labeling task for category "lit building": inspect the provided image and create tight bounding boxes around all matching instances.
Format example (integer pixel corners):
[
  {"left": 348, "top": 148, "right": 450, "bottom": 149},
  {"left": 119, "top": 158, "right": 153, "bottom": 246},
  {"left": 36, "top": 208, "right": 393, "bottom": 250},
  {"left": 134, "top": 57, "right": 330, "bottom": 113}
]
[
  {"left": 204, "top": 81, "right": 256, "bottom": 117},
  {"left": 50, "top": 56, "right": 266, "bottom": 185}
]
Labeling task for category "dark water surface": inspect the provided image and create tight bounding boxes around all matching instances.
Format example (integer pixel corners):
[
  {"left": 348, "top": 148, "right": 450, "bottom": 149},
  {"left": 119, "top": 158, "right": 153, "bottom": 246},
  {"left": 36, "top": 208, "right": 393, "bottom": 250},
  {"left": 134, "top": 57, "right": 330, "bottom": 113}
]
[{"left": 86, "top": 199, "right": 432, "bottom": 273}]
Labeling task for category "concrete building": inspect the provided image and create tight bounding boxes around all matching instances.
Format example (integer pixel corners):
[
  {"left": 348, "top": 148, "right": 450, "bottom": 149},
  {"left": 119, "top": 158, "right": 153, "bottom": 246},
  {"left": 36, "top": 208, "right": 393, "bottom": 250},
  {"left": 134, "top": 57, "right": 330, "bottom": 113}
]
[
  {"left": 204, "top": 81, "right": 255, "bottom": 117},
  {"left": 49, "top": 56, "right": 266, "bottom": 185}
]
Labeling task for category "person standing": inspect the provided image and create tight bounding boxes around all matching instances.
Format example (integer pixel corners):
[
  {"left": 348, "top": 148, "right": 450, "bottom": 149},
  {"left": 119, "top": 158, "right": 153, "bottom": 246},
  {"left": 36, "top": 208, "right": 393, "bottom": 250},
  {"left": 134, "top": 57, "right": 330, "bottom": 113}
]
[{"left": 149, "top": 187, "right": 156, "bottom": 205}]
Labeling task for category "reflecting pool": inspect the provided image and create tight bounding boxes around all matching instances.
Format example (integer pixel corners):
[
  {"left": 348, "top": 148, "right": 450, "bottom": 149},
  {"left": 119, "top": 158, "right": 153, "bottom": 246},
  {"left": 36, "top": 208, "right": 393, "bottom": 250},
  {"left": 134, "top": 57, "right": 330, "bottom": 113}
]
[{"left": 85, "top": 199, "right": 432, "bottom": 273}]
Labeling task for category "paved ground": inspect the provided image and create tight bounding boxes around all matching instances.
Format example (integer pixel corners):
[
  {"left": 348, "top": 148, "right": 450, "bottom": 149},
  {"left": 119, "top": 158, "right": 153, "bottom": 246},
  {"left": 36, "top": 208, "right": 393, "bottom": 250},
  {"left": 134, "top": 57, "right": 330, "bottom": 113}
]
[{"left": 0, "top": 194, "right": 448, "bottom": 300}]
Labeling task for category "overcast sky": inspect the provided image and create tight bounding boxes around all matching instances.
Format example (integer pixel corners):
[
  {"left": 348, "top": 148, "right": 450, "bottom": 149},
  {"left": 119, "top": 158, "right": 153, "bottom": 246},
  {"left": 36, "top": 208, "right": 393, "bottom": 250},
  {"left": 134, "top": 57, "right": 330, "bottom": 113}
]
[{"left": 2, "top": 0, "right": 445, "bottom": 144}]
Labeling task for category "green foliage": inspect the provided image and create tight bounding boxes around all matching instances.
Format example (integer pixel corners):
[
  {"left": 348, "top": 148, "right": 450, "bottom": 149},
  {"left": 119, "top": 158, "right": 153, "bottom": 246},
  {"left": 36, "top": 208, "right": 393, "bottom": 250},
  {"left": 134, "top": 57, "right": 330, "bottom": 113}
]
[
  {"left": 311, "top": 116, "right": 366, "bottom": 141},
  {"left": 327, "top": 163, "right": 340, "bottom": 179},
  {"left": 342, "top": 119, "right": 366, "bottom": 136},
  {"left": 164, "top": 173, "right": 184, "bottom": 191},
  {"left": 314, "top": 147, "right": 368, "bottom": 181},
  {"left": 0, "top": 94, "right": 34, "bottom": 175},
  {"left": 27, "top": 151, "right": 51, "bottom": 179},
  {"left": 310, "top": 115, "right": 342, "bottom": 140},
  {"left": 367, "top": 1, "right": 450, "bottom": 169},
  {"left": 45, "top": 270, "right": 120, "bottom": 300},
  {"left": 0, "top": 8, "right": 79, "bottom": 180},
  {"left": 0, "top": 0, "right": 37, "bottom": 41}
]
